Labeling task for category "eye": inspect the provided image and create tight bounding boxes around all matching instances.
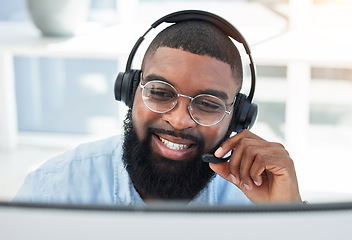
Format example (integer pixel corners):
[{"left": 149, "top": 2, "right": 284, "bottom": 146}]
[
  {"left": 192, "top": 97, "right": 223, "bottom": 113},
  {"left": 147, "top": 87, "right": 175, "bottom": 102}
]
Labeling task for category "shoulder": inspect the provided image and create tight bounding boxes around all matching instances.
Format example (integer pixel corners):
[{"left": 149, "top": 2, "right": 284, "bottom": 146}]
[
  {"left": 42, "top": 135, "right": 123, "bottom": 171},
  {"left": 38, "top": 135, "right": 125, "bottom": 185},
  {"left": 14, "top": 135, "right": 125, "bottom": 204},
  {"left": 61, "top": 135, "right": 123, "bottom": 161}
]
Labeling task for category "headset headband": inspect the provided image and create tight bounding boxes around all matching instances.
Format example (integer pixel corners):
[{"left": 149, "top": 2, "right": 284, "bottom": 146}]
[{"left": 124, "top": 10, "right": 256, "bottom": 101}]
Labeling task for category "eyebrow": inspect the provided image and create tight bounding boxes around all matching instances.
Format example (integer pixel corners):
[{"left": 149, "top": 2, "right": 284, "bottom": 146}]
[
  {"left": 143, "top": 73, "right": 230, "bottom": 101},
  {"left": 143, "top": 74, "right": 169, "bottom": 84}
]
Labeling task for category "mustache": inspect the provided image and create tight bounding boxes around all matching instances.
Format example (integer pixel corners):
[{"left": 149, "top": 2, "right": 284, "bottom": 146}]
[{"left": 148, "top": 127, "right": 203, "bottom": 145}]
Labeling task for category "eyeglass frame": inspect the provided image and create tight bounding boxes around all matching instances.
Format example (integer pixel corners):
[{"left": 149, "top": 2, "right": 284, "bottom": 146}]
[{"left": 139, "top": 78, "right": 236, "bottom": 127}]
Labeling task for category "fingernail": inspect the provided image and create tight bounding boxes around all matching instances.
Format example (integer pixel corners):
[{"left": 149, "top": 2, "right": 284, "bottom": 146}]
[
  {"left": 214, "top": 147, "right": 223, "bottom": 157},
  {"left": 254, "top": 180, "right": 260, "bottom": 186},
  {"left": 230, "top": 174, "right": 238, "bottom": 184},
  {"left": 244, "top": 184, "right": 251, "bottom": 190}
]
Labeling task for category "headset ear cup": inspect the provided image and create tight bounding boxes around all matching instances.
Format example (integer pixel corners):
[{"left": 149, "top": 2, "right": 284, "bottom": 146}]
[
  {"left": 244, "top": 102, "right": 258, "bottom": 130},
  {"left": 129, "top": 70, "right": 141, "bottom": 107},
  {"left": 230, "top": 93, "right": 244, "bottom": 132},
  {"left": 114, "top": 70, "right": 141, "bottom": 107},
  {"left": 114, "top": 71, "right": 125, "bottom": 102},
  {"left": 230, "top": 93, "right": 258, "bottom": 132}
]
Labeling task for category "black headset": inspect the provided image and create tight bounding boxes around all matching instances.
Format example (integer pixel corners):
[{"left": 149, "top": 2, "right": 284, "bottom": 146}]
[{"left": 114, "top": 10, "right": 258, "bottom": 133}]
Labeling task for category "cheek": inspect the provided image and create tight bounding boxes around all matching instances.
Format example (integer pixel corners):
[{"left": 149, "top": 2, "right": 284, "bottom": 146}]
[
  {"left": 132, "top": 89, "right": 157, "bottom": 140},
  {"left": 202, "top": 116, "right": 232, "bottom": 151}
]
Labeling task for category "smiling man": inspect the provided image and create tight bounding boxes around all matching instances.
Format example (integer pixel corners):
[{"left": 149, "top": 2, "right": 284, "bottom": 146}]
[
  {"left": 123, "top": 45, "right": 237, "bottom": 201},
  {"left": 14, "top": 11, "right": 302, "bottom": 205}
]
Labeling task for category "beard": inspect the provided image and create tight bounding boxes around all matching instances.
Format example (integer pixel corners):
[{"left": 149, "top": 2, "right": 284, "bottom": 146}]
[{"left": 122, "top": 108, "right": 230, "bottom": 201}]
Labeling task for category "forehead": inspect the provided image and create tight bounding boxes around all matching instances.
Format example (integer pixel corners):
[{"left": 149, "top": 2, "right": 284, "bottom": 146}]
[{"left": 142, "top": 47, "right": 238, "bottom": 99}]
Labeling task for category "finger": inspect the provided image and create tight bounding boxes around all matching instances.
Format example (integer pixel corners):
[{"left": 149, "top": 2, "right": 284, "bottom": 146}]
[
  {"left": 248, "top": 148, "right": 290, "bottom": 186},
  {"left": 252, "top": 174, "right": 263, "bottom": 187},
  {"left": 234, "top": 144, "right": 288, "bottom": 190},
  {"left": 209, "top": 162, "right": 240, "bottom": 185},
  {"left": 238, "top": 145, "right": 259, "bottom": 190},
  {"left": 215, "top": 130, "right": 286, "bottom": 189},
  {"left": 227, "top": 138, "right": 272, "bottom": 188},
  {"left": 249, "top": 156, "right": 266, "bottom": 187},
  {"left": 214, "top": 130, "right": 265, "bottom": 158},
  {"left": 209, "top": 162, "right": 230, "bottom": 181}
]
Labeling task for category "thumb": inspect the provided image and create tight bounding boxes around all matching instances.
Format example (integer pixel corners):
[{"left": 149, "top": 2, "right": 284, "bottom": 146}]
[
  {"left": 210, "top": 162, "right": 250, "bottom": 196},
  {"left": 209, "top": 162, "right": 238, "bottom": 185}
]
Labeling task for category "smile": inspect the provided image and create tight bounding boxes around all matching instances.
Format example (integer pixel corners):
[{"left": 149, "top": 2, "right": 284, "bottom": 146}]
[
  {"left": 151, "top": 133, "right": 197, "bottom": 161},
  {"left": 159, "top": 136, "right": 191, "bottom": 150}
]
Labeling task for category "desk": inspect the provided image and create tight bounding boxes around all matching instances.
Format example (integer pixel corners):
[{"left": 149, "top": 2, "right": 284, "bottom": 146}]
[{"left": 1, "top": 22, "right": 352, "bottom": 152}]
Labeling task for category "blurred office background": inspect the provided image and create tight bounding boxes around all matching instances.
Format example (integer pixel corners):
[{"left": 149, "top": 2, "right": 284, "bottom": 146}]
[{"left": 0, "top": 0, "right": 351, "bottom": 203}]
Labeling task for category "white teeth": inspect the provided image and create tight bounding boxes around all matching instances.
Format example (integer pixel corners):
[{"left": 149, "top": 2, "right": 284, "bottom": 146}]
[{"left": 160, "top": 137, "right": 190, "bottom": 150}]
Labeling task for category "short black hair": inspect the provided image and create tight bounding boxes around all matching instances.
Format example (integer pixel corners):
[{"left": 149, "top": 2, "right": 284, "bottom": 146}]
[{"left": 142, "top": 20, "right": 243, "bottom": 88}]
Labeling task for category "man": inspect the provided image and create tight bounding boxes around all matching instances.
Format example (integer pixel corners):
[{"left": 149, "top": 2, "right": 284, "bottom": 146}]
[{"left": 14, "top": 12, "right": 301, "bottom": 205}]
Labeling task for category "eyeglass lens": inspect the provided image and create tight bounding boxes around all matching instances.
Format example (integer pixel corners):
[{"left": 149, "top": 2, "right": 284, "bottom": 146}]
[{"left": 141, "top": 81, "right": 228, "bottom": 126}]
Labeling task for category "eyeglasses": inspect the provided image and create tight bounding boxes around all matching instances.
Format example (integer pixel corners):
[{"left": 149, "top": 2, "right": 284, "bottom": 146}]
[{"left": 140, "top": 80, "right": 235, "bottom": 126}]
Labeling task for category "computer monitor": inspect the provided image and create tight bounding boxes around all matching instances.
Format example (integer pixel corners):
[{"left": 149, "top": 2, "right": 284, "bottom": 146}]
[{"left": 1, "top": 201, "right": 352, "bottom": 239}]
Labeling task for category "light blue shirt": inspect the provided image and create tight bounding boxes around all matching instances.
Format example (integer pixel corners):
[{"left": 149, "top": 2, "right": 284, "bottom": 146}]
[{"left": 14, "top": 135, "right": 251, "bottom": 206}]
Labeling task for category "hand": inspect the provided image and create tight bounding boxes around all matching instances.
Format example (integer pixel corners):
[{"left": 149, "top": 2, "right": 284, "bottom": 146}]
[{"left": 209, "top": 130, "right": 301, "bottom": 203}]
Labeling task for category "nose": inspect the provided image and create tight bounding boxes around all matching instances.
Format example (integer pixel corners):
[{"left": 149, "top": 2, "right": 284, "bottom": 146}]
[{"left": 161, "top": 97, "right": 197, "bottom": 130}]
